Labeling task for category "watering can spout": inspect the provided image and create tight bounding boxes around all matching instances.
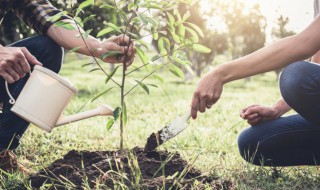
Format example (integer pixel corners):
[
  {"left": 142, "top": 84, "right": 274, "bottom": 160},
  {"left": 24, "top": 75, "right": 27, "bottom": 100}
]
[{"left": 55, "top": 104, "right": 114, "bottom": 127}]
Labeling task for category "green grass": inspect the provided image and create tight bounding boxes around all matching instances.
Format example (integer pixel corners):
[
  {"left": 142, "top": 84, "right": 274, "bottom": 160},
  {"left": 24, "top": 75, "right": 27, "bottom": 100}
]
[{"left": 2, "top": 53, "right": 320, "bottom": 189}]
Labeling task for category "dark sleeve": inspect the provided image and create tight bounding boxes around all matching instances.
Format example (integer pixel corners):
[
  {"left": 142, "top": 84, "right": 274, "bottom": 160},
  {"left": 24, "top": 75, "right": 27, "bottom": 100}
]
[{"left": 10, "top": 0, "right": 71, "bottom": 35}]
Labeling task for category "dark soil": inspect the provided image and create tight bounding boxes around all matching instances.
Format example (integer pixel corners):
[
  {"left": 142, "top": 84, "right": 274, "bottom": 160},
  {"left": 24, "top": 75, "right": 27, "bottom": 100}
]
[
  {"left": 144, "top": 131, "right": 164, "bottom": 152},
  {"left": 28, "top": 147, "right": 234, "bottom": 190}
]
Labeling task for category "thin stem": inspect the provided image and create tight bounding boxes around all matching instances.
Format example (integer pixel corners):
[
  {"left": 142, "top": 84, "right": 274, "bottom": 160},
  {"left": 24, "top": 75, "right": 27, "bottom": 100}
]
[
  {"left": 73, "top": 19, "right": 121, "bottom": 87},
  {"left": 119, "top": 11, "right": 136, "bottom": 150}
]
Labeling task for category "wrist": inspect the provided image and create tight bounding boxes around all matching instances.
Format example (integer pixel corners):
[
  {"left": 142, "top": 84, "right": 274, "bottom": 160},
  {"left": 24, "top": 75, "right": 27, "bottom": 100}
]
[
  {"left": 272, "top": 101, "right": 290, "bottom": 118},
  {"left": 214, "top": 63, "right": 232, "bottom": 84},
  {"left": 270, "top": 105, "right": 282, "bottom": 118},
  {"left": 86, "top": 37, "right": 102, "bottom": 58}
]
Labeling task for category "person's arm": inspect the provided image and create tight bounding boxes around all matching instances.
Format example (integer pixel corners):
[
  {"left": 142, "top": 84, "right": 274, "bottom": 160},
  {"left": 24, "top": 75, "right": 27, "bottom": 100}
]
[
  {"left": 311, "top": 50, "right": 320, "bottom": 63},
  {"left": 46, "top": 20, "right": 135, "bottom": 66},
  {"left": 191, "top": 15, "right": 320, "bottom": 119},
  {"left": 240, "top": 99, "right": 291, "bottom": 125}
]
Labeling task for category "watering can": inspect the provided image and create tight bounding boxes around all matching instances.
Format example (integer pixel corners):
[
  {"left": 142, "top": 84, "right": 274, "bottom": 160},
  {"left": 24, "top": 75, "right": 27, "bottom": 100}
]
[{"left": 5, "top": 65, "right": 113, "bottom": 133}]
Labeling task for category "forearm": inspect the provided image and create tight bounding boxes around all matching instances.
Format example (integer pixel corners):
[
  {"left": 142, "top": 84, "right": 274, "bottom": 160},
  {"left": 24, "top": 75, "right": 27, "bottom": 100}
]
[
  {"left": 311, "top": 50, "right": 320, "bottom": 63},
  {"left": 217, "top": 35, "right": 313, "bottom": 83},
  {"left": 47, "top": 19, "right": 102, "bottom": 58},
  {"left": 272, "top": 99, "right": 292, "bottom": 117},
  {"left": 215, "top": 16, "right": 320, "bottom": 84}
]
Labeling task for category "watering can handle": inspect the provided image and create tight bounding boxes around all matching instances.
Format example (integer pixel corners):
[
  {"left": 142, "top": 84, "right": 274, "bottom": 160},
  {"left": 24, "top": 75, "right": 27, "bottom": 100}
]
[{"left": 5, "top": 71, "right": 32, "bottom": 105}]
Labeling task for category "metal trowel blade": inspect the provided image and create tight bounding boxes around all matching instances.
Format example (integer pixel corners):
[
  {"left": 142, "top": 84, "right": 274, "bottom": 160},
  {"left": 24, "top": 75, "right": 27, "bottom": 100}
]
[{"left": 144, "top": 111, "right": 191, "bottom": 152}]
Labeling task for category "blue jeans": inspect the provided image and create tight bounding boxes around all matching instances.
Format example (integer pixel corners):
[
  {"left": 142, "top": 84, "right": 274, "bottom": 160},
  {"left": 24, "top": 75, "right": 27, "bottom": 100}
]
[
  {"left": 0, "top": 36, "right": 63, "bottom": 150},
  {"left": 238, "top": 61, "right": 320, "bottom": 166}
]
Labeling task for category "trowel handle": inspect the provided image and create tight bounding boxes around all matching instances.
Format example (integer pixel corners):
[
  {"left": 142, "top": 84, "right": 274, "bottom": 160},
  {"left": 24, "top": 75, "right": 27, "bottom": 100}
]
[{"left": 55, "top": 104, "right": 114, "bottom": 126}]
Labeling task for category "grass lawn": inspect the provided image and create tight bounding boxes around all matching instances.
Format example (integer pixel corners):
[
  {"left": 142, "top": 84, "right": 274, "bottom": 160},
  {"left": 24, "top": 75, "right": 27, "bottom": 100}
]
[{"left": 1, "top": 53, "right": 320, "bottom": 189}]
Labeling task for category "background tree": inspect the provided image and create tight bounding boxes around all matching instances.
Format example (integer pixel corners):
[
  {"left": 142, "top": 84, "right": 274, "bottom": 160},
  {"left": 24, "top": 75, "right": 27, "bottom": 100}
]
[{"left": 222, "top": 2, "right": 266, "bottom": 60}]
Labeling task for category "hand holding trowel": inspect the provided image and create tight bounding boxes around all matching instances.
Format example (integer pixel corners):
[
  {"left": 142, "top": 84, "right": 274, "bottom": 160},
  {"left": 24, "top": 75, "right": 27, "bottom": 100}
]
[{"left": 144, "top": 110, "right": 191, "bottom": 152}]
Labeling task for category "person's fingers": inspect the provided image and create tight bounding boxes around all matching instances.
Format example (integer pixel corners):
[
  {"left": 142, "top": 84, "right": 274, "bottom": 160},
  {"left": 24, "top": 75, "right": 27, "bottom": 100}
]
[
  {"left": 12, "top": 63, "right": 25, "bottom": 78},
  {"left": 248, "top": 117, "right": 261, "bottom": 126},
  {"left": 199, "top": 97, "right": 207, "bottom": 113},
  {"left": 119, "top": 34, "right": 130, "bottom": 45},
  {"left": 1, "top": 72, "right": 15, "bottom": 84},
  {"left": 126, "top": 55, "right": 135, "bottom": 67},
  {"left": 127, "top": 41, "right": 135, "bottom": 56},
  {"left": 13, "top": 49, "right": 31, "bottom": 73},
  {"left": 5, "top": 67, "right": 20, "bottom": 81},
  {"left": 243, "top": 106, "right": 261, "bottom": 117},
  {"left": 191, "top": 94, "right": 199, "bottom": 119},
  {"left": 241, "top": 104, "right": 258, "bottom": 113},
  {"left": 245, "top": 113, "right": 260, "bottom": 120}
]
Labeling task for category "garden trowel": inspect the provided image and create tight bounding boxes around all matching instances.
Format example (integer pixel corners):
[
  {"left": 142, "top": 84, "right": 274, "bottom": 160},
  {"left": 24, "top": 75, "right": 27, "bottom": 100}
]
[{"left": 144, "top": 111, "right": 191, "bottom": 152}]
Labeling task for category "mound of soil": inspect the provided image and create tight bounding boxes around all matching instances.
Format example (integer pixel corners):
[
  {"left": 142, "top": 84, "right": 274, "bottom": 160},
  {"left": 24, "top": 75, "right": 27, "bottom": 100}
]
[{"left": 29, "top": 147, "right": 233, "bottom": 189}]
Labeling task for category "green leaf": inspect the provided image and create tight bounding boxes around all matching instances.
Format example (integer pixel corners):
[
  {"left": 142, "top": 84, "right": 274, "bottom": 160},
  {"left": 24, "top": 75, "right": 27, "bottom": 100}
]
[
  {"left": 123, "top": 102, "right": 127, "bottom": 125},
  {"left": 158, "top": 37, "right": 165, "bottom": 55},
  {"left": 97, "top": 27, "right": 115, "bottom": 37},
  {"left": 170, "top": 30, "right": 180, "bottom": 43},
  {"left": 153, "top": 74, "right": 164, "bottom": 83},
  {"left": 135, "top": 80, "right": 150, "bottom": 94},
  {"left": 153, "top": 32, "right": 159, "bottom": 40},
  {"left": 75, "top": 0, "right": 94, "bottom": 17},
  {"left": 136, "top": 39, "right": 149, "bottom": 50},
  {"left": 113, "top": 107, "right": 122, "bottom": 121},
  {"left": 81, "top": 62, "right": 93, "bottom": 68},
  {"left": 89, "top": 68, "right": 101, "bottom": 73},
  {"left": 48, "top": 12, "right": 63, "bottom": 22},
  {"left": 182, "top": 11, "right": 191, "bottom": 22},
  {"left": 54, "top": 21, "right": 75, "bottom": 30},
  {"left": 147, "top": 84, "right": 158, "bottom": 88},
  {"left": 105, "top": 65, "right": 120, "bottom": 85},
  {"left": 73, "top": 16, "right": 83, "bottom": 27},
  {"left": 185, "top": 26, "right": 199, "bottom": 43},
  {"left": 91, "top": 87, "right": 114, "bottom": 102},
  {"left": 106, "top": 119, "right": 115, "bottom": 131},
  {"left": 128, "top": 32, "right": 140, "bottom": 39},
  {"left": 192, "top": 44, "right": 211, "bottom": 53},
  {"left": 185, "top": 64, "right": 194, "bottom": 75},
  {"left": 185, "top": 22, "right": 204, "bottom": 38},
  {"left": 128, "top": 2, "right": 136, "bottom": 11},
  {"left": 99, "top": 4, "right": 116, "bottom": 10},
  {"left": 178, "top": 24, "right": 186, "bottom": 37},
  {"left": 136, "top": 46, "right": 149, "bottom": 65},
  {"left": 101, "top": 51, "right": 122, "bottom": 60},
  {"left": 82, "top": 29, "right": 92, "bottom": 38},
  {"left": 83, "top": 14, "right": 96, "bottom": 24},
  {"left": 145, "top": 17, "right": 157, "bottom": 27},
  {"left": 105, "top": 22, "right": 121, "bottom": 33},
  {"left": 169, "top": 65, "right": 185, "bottom": 79},
  {"left": 151, "top": 55, "right": 161, "bottom": 62},
  {"left": 167, "top": 12, "right": 175, "bottom": 27},
  {"left": 68, "top": 47, "right": 81, "bottom": 54},
  {"left": 163, "top": 37, "right": 171, "bottom": 52},
  {"left": 138, "top": 13, "right": 148, "bottom": 25},
  {"left": 172, "top": 56, "right": 186, "bottom": 65}
]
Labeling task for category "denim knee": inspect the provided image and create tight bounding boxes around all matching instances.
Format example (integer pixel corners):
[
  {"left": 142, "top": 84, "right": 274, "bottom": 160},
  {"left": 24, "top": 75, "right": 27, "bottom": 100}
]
[
  {"left": 33, "top": 36, "right": 63, "bottom": 73},
  {"left": 279, "top": 61, "right": 320, "bottom": 124},
  {"left": 238, "top": 128, "right": 261, "bottom": 165}
]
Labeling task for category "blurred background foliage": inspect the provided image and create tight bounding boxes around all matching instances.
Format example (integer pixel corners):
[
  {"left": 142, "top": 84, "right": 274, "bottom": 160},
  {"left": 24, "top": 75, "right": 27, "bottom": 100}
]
[{"left": 0, "top": 0, "right": 295, "bottom": 78}]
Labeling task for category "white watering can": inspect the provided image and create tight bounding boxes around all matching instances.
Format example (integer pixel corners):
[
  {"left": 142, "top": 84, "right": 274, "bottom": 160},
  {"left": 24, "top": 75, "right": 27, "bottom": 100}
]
[{"left": 5, "top": 65, "right": 113, "bottom": 133}]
